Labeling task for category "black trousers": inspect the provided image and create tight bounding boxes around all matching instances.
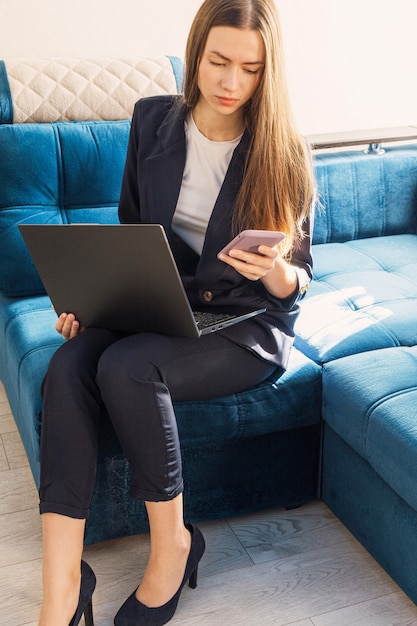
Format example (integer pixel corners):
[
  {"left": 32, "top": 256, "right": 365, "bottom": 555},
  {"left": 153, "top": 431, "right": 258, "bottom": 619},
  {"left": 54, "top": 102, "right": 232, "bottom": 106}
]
[{"left": 39, "top": 328, "right": 278, "bottom": 519}]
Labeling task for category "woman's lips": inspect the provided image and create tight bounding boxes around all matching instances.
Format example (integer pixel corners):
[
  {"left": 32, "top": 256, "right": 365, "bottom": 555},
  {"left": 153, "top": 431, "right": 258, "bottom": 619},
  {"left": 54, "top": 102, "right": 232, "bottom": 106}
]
[{"left": 216, "top": 96, "right": 239, "bottom": 107}]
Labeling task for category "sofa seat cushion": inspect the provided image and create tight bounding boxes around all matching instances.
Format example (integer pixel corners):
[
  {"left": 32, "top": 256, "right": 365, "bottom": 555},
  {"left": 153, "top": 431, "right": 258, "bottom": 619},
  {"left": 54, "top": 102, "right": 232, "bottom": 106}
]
[
  {"left": 94, "top": 344, "right": 322, "bottom": 459},
  {"left": 175, "top": 346, "right": 322, "bottom": 446},
  {"left": 295, "top": 234, "right": 417, "bottom": 364},
  {"left": 322, "top": 345, "right": 417, "bottom": 512},
  {"left": 0, "top": 288, "right": 322, "bottom": 485},
  {"left": 0, "top": 295, "right": 63, "bottom": 390},
  {"left": 0, "top": 294, "right": 63, "bottom": 478}
]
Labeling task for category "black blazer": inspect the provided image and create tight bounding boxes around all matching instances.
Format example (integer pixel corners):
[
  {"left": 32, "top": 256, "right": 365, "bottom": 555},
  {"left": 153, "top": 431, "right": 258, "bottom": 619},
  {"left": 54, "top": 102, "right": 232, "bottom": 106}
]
[{"left": 118, "top": 95, "right": 313, "bottom": 369}]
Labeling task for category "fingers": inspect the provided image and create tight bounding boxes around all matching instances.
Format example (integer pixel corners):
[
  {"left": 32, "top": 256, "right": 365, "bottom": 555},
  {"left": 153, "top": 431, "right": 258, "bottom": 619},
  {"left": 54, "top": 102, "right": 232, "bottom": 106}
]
[
  {"left": 218, "top": 246, "right": 278, "bottom": 281},
  {"left": 55, "top": 312, "right": 84, "bottom": 340}
]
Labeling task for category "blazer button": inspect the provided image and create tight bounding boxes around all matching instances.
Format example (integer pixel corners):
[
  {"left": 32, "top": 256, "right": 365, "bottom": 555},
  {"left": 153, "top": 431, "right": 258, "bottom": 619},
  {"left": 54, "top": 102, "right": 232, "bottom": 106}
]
[{"left": 202, "top": 290, "right": 214, "bottom": 302}]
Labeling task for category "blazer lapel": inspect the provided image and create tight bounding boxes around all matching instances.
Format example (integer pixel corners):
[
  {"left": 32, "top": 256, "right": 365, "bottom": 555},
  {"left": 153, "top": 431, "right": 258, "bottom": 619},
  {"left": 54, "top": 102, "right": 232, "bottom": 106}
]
[
  {"left": 144, "top": 102, "right": 187, "bottom": 233},
  {"left": 141, "top": 103, "right": 250, "bottom": 280}
]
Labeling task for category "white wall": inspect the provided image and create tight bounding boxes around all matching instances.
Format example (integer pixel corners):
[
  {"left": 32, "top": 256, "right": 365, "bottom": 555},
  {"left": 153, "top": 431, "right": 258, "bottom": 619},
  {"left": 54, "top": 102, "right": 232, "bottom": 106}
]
[
  {"left": 1, "top": 0, "right": 416, "bottom": 134},
  {"left": 279, "top": 0, "right": 417, "bottom": 134}
]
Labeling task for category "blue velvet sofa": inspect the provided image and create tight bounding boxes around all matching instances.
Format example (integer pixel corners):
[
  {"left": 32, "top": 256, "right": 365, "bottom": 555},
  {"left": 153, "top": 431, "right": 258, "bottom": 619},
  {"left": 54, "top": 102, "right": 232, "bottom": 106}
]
[
  {"left": 0, "top": 56, "right": 322, "bottom": 543},
  {"left": 1, "top": 56, "right": 417, "bottom": 605}
]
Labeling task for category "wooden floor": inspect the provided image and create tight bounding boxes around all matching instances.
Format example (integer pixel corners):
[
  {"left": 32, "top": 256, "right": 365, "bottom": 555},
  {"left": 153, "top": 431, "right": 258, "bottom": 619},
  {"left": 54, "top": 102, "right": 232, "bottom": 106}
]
[{"left": 2, "top": 382, "right": 417, "bottom": 626}]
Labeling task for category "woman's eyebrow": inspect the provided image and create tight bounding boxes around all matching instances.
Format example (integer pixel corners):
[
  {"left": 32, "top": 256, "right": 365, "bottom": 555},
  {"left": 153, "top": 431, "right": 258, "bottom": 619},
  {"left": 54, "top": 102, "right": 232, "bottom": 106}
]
[{"left": 208, "top": 50, "right": 264, "bottom": 65}]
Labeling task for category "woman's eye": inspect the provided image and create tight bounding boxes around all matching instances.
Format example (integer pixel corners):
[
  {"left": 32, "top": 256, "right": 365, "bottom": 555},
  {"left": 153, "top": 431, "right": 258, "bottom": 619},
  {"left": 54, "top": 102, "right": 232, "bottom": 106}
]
[
  {"left": 210, "top": 60, "right": 224, "bottom": 67},
  {"left": 244, "top": 68, "right": 259, "bottom": 75}
]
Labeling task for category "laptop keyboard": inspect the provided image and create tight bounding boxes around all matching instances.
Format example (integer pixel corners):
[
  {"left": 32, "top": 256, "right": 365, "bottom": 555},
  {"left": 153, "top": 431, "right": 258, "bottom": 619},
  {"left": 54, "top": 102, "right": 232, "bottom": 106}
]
[{"left": 193, "top": 310, "right": 234, "bottom": 328}]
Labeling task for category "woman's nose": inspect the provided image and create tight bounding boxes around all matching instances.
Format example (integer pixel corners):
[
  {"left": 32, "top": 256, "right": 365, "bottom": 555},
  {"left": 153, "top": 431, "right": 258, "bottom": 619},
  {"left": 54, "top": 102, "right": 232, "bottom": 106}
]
[{"left": 221, "top": 67, "right": 238, "bottom": 92}]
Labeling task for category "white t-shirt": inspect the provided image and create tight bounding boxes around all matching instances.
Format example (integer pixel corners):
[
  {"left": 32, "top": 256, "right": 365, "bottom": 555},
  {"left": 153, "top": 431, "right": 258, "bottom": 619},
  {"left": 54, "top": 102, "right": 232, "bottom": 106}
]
[{"left": 172, "top": 113, "right": 242, "bottom": 255}]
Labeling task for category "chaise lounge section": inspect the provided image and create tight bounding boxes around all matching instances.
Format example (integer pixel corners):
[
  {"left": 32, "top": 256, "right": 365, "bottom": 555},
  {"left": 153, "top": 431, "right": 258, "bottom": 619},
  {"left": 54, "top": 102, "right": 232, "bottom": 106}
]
[
  {"left": 296, "top": 141, "right": 417, "bottom": 604},
  {"left": 322, "top": 345, "right": 417, "bottom": 604}
]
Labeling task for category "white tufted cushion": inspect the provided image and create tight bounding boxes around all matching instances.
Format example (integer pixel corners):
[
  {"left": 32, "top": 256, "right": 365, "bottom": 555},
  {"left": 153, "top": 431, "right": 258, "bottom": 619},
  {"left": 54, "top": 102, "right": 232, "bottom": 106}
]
[{"left": 5, "top": 56, "right": 180, "bottom": 123}]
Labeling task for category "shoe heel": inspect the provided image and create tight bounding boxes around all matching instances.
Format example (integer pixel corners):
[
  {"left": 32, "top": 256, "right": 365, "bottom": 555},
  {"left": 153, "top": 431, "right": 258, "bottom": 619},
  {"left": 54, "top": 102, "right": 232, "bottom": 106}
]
[
  {"left": 83, "top": 599, "right": 94, "bottom": 626},
  {"left": 188, "top": 565, "right": 198, "bottom": 590}
]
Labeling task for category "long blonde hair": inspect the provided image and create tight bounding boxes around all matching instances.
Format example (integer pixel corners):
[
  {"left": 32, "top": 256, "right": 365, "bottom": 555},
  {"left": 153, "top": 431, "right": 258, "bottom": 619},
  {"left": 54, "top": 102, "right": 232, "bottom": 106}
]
[{"left": 182, "top": 0, "right": 314, "bottom": 257}]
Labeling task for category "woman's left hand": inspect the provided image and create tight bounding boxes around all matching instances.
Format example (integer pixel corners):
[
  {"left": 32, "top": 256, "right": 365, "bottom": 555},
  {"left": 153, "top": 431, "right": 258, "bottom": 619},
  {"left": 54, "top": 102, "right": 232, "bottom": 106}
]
[
  {"left": 218, "top": 245, "right": 298, "bottom": 298},
  {"left": 218, "top": 244, "right": 279, "bottom": 281}
]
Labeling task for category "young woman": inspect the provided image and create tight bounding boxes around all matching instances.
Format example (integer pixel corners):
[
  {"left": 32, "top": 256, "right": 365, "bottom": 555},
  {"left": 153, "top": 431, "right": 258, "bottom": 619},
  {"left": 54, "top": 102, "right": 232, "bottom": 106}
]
[{"left": 38, "top": 1, "right": 315, "bottom": 625}]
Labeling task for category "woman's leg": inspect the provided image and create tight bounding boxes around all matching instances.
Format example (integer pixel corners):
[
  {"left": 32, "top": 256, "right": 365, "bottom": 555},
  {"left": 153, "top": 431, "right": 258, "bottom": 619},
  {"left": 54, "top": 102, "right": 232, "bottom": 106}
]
[
  {"left": 38, "top": 515, "right": 86, "bottom": 626},
  {"left": 97, "top": 331, "right": 276, "bottom": 608},
  {"left": 39, "top": 328, "right": 125, "bottom": 517},
  {"left": 140, "top": 495, "right": 191, "bottom": 607},
  {"left": 38, "top": 328, "right": 124, "bottom": 625},
  {"left": 97, "top": 332, "right": 276, "bottom": 502}
]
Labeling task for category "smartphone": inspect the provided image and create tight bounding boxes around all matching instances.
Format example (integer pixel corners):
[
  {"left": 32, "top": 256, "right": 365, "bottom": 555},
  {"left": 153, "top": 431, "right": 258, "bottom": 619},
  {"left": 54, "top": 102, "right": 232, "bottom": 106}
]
[{"left": 217, "top": 229, "right": 286, "bottom": 257}]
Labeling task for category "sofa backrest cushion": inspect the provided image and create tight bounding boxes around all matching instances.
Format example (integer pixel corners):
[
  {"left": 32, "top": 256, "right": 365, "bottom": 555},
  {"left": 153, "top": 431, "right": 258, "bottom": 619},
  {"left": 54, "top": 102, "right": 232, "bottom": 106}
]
[
  {"left": 0, "top": 121, "right": 130, "bottom": 296},
  {"left": 313, "top": 145, "right": 417, "bottom": 245},
  {"left": 0, "top": 55, "right": 183, "bottom": 123}
]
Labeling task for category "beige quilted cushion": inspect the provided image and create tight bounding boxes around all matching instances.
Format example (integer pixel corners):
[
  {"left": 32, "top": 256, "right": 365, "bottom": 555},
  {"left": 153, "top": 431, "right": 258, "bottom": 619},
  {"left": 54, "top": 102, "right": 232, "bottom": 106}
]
[{"left": 5, "top": 56, "right": 180, "bottom": 123}]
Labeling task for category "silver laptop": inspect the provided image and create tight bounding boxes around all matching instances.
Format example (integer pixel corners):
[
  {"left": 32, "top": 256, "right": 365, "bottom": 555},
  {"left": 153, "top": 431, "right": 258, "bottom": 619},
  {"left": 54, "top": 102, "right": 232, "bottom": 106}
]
[{"left": 19, "top": 224, "right": 265, "bottom": 338}]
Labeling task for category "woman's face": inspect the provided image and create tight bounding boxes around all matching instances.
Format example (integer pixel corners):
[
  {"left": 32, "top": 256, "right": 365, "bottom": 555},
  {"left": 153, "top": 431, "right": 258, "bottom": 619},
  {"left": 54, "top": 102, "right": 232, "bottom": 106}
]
[{"left": 196, "top": 26, "right": 265, "bottom": 122}]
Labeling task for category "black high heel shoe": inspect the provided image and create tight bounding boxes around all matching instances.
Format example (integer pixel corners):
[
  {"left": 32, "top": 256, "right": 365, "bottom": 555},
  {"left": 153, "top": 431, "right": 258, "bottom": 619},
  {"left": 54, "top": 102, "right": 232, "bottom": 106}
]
[
  {"left": 114, "top": 522, "right": 205, "bottom": 626},
  {"left": 69, "top": 560, "right": 96, "bottom": 626}
]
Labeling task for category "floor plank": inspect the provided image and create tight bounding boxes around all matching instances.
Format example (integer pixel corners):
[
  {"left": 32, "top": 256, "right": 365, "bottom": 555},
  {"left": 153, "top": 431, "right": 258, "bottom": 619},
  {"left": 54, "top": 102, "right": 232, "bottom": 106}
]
[
  {"left": 162, "top": 538, "right": 407, "bottom": 626},
  {"left": 311, "top": 592, "right": 417, "bottom": 625},
  {"left": 2, "top": 430, "right": 30, "bottom": 470},
  {"left": 0, "top": 507, "right": 42, "bottom": 568},
  {"left": 0, "top": 403, "right": 16, "bottom": 434},
  {"left": 0, "top": 435, "right": 9, "bottom": 471},
  {"left": 227, "top": 504, "right": 351, "bottom": 565},
  {"left": 0, "top": 465, "right": 38, "bottom": 516}
]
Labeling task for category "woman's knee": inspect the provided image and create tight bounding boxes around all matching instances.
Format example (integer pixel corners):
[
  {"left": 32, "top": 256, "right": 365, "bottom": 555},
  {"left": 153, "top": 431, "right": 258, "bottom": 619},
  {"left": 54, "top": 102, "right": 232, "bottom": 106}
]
[
  {"left": 46, "top": 335, "right": 87, "bottom": 384},
  {"left": 96, "top": 334, "right": 163, "bottom": 391},
  {"left": 45, "top": 329, "right": 118, "bottom": 390}
]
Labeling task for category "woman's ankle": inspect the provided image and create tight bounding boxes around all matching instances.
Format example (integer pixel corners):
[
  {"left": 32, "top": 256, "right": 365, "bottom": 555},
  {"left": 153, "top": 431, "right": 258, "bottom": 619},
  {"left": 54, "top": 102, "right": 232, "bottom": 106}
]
[
  {"left": 39, "top": 568, "right": 80, "bottom": 626},
  {"left": 136, "top": 529, "right": 191, "bottom": 607}
]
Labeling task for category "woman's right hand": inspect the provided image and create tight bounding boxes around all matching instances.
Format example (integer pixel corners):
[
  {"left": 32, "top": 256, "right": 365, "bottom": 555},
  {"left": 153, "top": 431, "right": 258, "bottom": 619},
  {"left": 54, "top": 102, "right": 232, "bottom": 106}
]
[{"left": 55, "top": 312, "right": 85, "bottom": 340}]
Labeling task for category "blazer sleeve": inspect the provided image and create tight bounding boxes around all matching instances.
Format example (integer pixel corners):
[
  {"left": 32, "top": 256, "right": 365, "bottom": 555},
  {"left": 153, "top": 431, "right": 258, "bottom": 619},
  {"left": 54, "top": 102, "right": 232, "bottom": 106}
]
[
  {"left": 291, "top": 208, "right": 314, "bottom": 302},
  {"left": 118, "top": 102, "right": 141, "bottom": 224}
]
